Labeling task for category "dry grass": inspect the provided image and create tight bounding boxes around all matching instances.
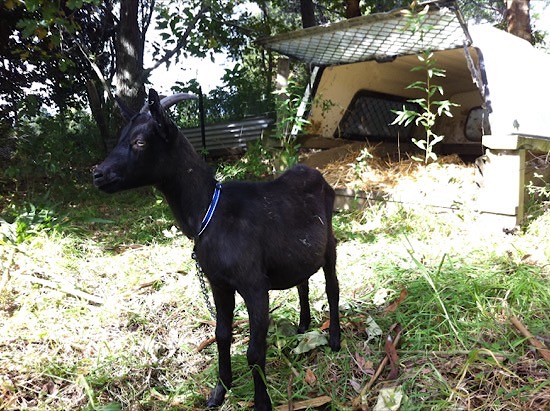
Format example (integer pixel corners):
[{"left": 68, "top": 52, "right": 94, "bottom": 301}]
[{"left": 318, "top": 143, "right": 479, "bottom": 210}]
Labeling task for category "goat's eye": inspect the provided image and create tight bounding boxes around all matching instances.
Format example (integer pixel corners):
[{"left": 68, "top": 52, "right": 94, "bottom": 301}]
[{"left": 133, "top": 139, "right": 146, "bottom": 149}]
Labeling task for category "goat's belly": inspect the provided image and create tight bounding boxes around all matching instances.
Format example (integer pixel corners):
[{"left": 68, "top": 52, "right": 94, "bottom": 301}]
[
  {"left": 265, "top": 253, "right": 326, "bottom": 290},
  {"left": 266, "top": 231, "right": 326, "bottom": 276},
  {"left": 269, "top": 272, "right": 322, "bottom": 290}
]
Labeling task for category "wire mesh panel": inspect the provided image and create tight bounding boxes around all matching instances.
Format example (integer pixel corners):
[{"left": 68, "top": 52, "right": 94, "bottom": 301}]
[
  {"left": 337, "top": 91, "right": 419, "bottom": 141},
  {"left": 259, "top": 1, "right": 470, "bottom": 66}
]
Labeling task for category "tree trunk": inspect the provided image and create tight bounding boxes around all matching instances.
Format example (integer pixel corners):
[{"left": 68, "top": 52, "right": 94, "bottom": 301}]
[
  {"left": 115, "top": 0, "right": 146, "bottom": 112},
  {"left": 506, "top": 0, "right": 533, "bottom": 44},
  {"left": 346, "top": 0, "right": 361, "bottom": 18},
  {"left": 300, "top": 0, "right": 316, "bottom": 28}
]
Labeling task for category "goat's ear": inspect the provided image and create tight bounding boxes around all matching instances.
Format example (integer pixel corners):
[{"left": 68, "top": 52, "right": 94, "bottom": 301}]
[
  {"left": 148, "top": 88, "right": 178, "bottom": 142},
  {"left": 114, "top": 95, "right": 135, "bottom": 122}
]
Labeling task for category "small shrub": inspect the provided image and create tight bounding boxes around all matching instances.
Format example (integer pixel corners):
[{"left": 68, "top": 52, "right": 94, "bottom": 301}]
[
  {"left": 2, "top": 110, "right": 103, "bottom": 192},
  {"left": 0, "top": 203, "right": 69, "bottom": 245}
]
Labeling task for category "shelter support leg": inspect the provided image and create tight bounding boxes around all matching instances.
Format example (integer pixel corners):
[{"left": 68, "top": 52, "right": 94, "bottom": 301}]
[{"left": 477, "top": 148, "right": 525, "bottom": 226}]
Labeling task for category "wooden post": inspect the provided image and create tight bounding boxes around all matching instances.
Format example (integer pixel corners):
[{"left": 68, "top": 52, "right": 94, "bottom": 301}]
[
  {"left": 276, "top": 57, "right": 290, "bottom": 138},
  {"left": 477, "top": 148, "right": 525, "bottom": 221},
  {"left": 479, "top": 134, "right": 550, "bottom": 225}
]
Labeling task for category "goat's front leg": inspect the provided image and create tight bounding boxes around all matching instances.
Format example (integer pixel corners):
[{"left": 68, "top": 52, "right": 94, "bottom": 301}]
[
  {"left": 324, "top": 234, "right": 341, "bottom": 352},
  {"left": 241, "top": 287, "right": 271, "bottom": 411},
  {"left": 207, "top": 286, "right": 235, "bottom": 408},
  {"left": 297, "top": 281, "right": 311, "bottom": 333}
]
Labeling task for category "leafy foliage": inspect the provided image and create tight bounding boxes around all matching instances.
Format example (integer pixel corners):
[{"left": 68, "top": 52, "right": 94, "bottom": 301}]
[
  {"left": 0, "top": 0, "right": 111, "bottom": 125},
  {"left": 2, "top": 110, "right": 102, "bottom": 186},
  {"left": 0, "top": 203, "right": 68, "bottom": 245}
]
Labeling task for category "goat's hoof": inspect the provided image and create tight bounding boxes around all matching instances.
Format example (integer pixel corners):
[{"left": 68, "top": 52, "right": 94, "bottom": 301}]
[
  {"left": 252, "top": 400, "right": 273, "bottom": 411},
  {"left": 206, "top": 384, "right": 226, "bottom": 409},
  {"left": 329, "top": 336, "right": 341, "bottom": 352}
]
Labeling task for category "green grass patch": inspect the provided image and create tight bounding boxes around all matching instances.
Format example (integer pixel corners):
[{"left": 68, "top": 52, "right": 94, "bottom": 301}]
[{"left": 1, "top": 164, "right": 549, "bottom": 410}]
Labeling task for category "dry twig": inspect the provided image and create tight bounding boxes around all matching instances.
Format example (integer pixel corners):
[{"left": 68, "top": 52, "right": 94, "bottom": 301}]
[{"left": 510, "top": 316, "right": 550, "bottom": 363}]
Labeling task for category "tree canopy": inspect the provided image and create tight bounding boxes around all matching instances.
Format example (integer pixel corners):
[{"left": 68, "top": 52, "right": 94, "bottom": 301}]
[{"left": 0, "top": 0, "right": 546, "bottom": 141}]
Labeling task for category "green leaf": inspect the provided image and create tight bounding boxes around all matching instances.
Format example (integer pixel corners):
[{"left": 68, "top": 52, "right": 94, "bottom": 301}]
[
  {"left": 24, "top": 0, "right": 40, "bottom": 12},
  {"left": 98, "top": 403, "right": 122, "bottom": 411},
  {"left": 412, "top": 138, "right": 427, "bottom": 150},
  {"left": 406, "top": 81, "right": 427, "bottom": 91},
  {"left": 431, "top": 134, "right": 444, "bottom": 145},
  {"left": 408, "top": 98, "right": 425, "bottom": 105},
  {"left": 418, "top": 5, "right": 430, "bottom": 16},
  {"left": 17, "top": 19, "right": 38, "bottom": 38}
]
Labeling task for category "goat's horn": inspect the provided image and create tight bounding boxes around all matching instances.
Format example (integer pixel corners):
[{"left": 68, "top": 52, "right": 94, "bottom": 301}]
[
  {"left": 160, "top": 93, "right": 198, "bottom": 108},
  {"left": 140, "top": 92, "right": 198, "bottom": 113}
]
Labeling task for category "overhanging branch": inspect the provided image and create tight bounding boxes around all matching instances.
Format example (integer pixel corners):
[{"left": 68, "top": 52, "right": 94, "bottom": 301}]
[{"left": 142, "top": 1, "right": 209, "bottom": 81}]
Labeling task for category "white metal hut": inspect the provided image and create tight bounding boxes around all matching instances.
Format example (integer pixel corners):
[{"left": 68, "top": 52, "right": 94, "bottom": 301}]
[{"left": 259, "top": 0, "right": 550, "bottom": 225}]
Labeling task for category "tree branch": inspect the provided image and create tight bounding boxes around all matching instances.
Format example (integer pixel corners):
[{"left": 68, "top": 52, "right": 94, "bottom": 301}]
[
  {"left": 75, "top": 39, "right": 115, "bottom": 102},
  {"left": 142, "top": 1, "right": 209, "bottom": 80},
  {"left": 19, "top": 274, "right": 104, "bottom": 305}
]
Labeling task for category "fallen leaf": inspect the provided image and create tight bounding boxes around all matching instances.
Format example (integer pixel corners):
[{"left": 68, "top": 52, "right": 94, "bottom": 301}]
[
  {"left": 373, "top": 288, "right": 390, "bottom": 306},
  {"left": 320, "top": 319, "right": 330, "bottom": 331},
  {"left": 366, "top": 315, "right": 383, "bottom": 343},
  {"left": 40, "top": 381, "right": 58, "bottom": 396},
  {"left": 293, "top": 331, "right": 328, "bottom": 354},
  {"left": 354, "top": 352, "right": 375, "bottom": 375},
  {"left": 384, "top": 288, "right": 408, "bottom": 313},
  {"left": 373, "top": 386, "right": 403, "bottom": 411},
  {"left": 385, "top": 335, "right": 400, "bottom": 380},
  {"left": 349, "top": 378, "right": 362, "bottom": 393},
  {"left": 305, "top": 367, "right": 317, "bottom": 386}
]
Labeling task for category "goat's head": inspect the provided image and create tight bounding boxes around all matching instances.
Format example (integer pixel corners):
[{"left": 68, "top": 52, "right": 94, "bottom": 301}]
[{"left": 93, "top": 89, "right": 197, "bottom": 193}]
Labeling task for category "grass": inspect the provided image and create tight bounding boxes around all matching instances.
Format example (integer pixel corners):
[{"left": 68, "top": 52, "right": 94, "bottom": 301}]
[{"left": 1, "top": 163, "right": 549, "bottom": 410}]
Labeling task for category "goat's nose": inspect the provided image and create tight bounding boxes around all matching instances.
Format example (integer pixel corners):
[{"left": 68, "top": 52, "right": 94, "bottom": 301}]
[{"left": 92, "top": 165, "right": 103, "bottom": 180}]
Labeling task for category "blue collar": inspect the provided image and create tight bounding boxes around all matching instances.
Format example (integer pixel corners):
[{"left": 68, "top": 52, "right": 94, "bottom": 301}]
[{"left": 197, "top": 183, "right": 222, "bottom": 237}]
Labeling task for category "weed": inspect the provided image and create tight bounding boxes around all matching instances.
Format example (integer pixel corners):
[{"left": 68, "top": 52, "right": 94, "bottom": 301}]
[
  {"left": 216, "top": 140, "right": 274, "bottom": 181},
  {"left": 392, "top": 6, "right": 459, "bottom": 164}
]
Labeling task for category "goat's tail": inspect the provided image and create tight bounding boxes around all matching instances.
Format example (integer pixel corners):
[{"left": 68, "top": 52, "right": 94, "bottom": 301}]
[{"left": 323, "top": 179, "right": 336, "bottom": 236}]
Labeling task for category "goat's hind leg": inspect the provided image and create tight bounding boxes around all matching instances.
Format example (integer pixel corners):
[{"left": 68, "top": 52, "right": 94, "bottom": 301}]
[
  {"left": 207, "top": 286, "right": 235, "bottom": 408},
  {"left": 297, "top": 280, "right": 311, "bottom": 334},
  {"left": 241, "top": 286, "right": 271, "bottom": 411}
]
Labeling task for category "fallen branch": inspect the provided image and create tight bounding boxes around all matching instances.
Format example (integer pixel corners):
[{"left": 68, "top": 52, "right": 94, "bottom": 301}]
[
  {"left": 286, "top": 373, "right": 295, "bottom": 411},
  {"left": 275, "top": 395, "right": 331, "bottom": 411},
  {"left": 195, "top": 319, "right": 251, "bottom": 352},
  {"left": 352, "top": 323, "right": 403, "bottom": 410},
  {"left": 196, "top": 336, "right": 216, "bottom": 352},
  {"left": 18, "top": 274, "right": 104, "bottom": 305},
  {"left": 510, "top": 316, "right": 550, "bottom": 363}
]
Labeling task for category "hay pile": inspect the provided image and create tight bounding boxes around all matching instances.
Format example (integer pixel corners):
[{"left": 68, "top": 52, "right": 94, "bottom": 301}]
[{"left": 306, "top": 143, "right": 479, "bottom": 209}]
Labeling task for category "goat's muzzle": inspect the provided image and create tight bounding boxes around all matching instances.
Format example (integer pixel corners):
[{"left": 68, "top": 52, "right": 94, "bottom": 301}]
[{"left": 92, "top": 165, "right": 120, "bottom": 193}]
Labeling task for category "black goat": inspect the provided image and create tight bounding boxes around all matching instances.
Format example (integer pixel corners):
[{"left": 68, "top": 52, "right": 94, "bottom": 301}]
[{"left": 93, "top": 89, "right": 341, "bottom": 410}]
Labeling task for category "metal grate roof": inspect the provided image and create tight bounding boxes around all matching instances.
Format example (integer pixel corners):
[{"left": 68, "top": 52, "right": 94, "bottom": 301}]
[{"left": 258, "top": 1, "right": 471, "bottom": 66}]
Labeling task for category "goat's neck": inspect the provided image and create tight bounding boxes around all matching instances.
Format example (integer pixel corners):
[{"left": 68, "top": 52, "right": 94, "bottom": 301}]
[{"left": 156, "top": 139, "right": 216, "bottom": 238}]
